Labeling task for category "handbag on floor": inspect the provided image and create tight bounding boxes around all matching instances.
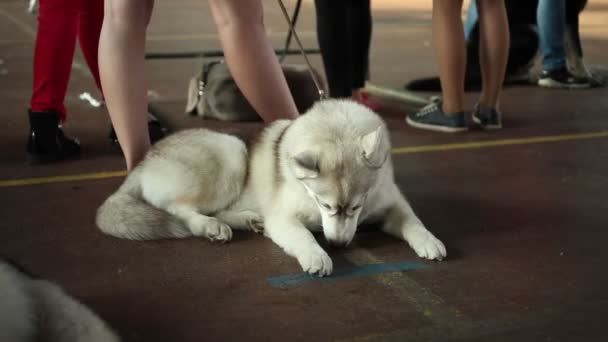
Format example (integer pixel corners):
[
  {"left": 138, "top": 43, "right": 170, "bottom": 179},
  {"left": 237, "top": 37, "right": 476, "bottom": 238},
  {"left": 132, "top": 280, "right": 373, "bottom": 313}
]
[
  {"left": 184, "top": 0, "right": 327, "bottom": 121},
  {"left": 185, "top": 60, "right": 325, "bottom": 121}
]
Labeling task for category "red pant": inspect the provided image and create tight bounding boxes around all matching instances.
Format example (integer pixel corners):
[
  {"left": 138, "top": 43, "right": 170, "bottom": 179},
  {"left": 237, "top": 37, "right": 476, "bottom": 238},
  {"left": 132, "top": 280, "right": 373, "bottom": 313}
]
[{"left": 30, "top": 0, "right": 104, "bottom": 122}]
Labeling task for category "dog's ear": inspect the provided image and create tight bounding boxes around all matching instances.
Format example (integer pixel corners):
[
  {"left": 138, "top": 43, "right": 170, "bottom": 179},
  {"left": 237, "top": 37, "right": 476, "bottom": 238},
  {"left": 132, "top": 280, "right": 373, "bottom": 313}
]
[
  {"left": 290, "top": 151, "right": 320, "bottom": 179},
  {"left": 360, "top": 126, "right": 389, "bottom": 168}
]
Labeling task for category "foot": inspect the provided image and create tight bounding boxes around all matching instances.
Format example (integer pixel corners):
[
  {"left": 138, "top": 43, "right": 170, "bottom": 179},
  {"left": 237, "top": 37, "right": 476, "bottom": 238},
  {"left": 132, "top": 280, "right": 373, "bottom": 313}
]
[
  {"left": 188, "top": 216, "right": 233, "bottom": 242},
  {"left": 406, "top": 101, "right": 467, "bottom": 133},
  {"left": 472, "top": 104, "right": 502, "bottom": 130},
  {"left": 538, "top": 66, "right": 591, "bottom": 89},
  {"left": 405, "top": 225, "right": 446, "bottom": 261},
  {"left": 27, "top": 110, "right": 80, "bottom": 164},
  {"left": 296, "top": 245, "right": 333, "bottom": 276},
  {"left": 248, "top": 218, "right": 265, "bottom": 234}
]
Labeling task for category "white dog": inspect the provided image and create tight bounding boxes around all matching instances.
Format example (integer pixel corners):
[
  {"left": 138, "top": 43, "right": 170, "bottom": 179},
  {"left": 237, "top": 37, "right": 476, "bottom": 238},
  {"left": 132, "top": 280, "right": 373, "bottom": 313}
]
[{"left": 97, "top": 99, "right": 446, "bottom": 276}]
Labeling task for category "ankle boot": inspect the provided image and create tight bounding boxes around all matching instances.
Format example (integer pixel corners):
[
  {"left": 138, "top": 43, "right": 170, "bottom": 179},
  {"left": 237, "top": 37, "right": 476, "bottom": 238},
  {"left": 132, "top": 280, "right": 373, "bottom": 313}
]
[{"left": 27, "top": 110, "right": 80, "bottom": 163}]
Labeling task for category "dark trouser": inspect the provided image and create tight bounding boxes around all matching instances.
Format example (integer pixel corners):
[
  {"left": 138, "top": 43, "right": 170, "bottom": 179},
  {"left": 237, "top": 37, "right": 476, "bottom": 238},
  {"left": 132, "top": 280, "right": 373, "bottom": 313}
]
[{"left": 314, "top": 0, "right": 372, "bottom": 98}]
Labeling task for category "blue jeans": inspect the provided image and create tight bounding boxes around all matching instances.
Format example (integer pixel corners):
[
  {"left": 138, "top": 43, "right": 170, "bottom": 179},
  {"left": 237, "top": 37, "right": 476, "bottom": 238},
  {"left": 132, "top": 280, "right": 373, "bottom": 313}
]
[{"left": 464, "top": 0, "right": 566, "bottom": 71}]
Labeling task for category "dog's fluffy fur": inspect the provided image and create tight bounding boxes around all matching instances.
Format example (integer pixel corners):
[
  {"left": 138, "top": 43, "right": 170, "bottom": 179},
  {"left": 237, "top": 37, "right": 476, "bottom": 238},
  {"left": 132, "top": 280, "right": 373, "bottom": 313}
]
[
  {"left": 96, "top": 99, "right": 446, "bottom": 275},
  {"left": 0, "top": 259, "right": 120, "bottom": 342}
]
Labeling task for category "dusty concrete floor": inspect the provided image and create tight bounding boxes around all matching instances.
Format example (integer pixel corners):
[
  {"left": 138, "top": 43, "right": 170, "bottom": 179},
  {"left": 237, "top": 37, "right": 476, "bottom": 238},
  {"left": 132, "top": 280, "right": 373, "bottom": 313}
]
[{"left": 1, "top": 0, "right": 608, "bottom": 341}]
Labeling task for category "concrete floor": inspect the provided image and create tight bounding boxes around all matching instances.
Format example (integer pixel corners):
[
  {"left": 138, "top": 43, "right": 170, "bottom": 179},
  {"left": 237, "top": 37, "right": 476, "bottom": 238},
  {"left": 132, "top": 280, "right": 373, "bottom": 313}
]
[{"left": 1, "top": 0, "right": 608, "bottom": 341}]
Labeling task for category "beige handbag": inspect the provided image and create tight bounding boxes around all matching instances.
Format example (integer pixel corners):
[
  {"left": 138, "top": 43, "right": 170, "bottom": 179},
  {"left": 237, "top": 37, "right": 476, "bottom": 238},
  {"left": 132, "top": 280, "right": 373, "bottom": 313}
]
[{"left": 185, "top": 0, "right": 327, "bottom": 121}]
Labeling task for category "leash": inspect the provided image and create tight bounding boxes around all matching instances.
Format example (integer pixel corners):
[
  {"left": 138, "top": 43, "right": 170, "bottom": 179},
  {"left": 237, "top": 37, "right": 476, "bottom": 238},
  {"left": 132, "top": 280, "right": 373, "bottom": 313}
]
[{"left": 276, "top": 0, "right": 328, "bottom": 100}]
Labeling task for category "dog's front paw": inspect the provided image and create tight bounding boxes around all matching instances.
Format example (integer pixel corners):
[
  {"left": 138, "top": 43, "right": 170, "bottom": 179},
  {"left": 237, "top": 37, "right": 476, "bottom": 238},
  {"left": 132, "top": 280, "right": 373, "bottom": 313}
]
[
  {"left": 407, "top": 227, "right": 446, "bottom": 261},
  {"left": 297, "top": 246, "right": 333, "bottom": 277}
]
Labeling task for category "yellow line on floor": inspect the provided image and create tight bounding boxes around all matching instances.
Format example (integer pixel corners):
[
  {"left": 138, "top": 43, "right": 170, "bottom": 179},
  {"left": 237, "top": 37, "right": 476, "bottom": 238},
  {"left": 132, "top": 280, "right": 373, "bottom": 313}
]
[
  {"left": 1, "top": 130, "right": 607, "bottom": 188},
  {"left": 392, "top": 130, "right": 608, "bottom": 154},
  {"left": 0, "top": 171, "right": 127, "bottom": 187}
]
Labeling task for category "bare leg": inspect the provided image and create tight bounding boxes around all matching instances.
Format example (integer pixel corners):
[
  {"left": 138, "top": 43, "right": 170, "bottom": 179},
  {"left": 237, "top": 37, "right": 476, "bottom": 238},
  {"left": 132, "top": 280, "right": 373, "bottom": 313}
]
[
  {"left": 99, "top": 0, "right": 154, "bottom": 171},
  {"left": 208, "top": 0, "right": 299, "bottom": 122},
  {"left": 432, "top": 0, "right": 466, "bottom": 114},
  {"left": 477, "top": 0, "right": 509, "bottom": 110}
]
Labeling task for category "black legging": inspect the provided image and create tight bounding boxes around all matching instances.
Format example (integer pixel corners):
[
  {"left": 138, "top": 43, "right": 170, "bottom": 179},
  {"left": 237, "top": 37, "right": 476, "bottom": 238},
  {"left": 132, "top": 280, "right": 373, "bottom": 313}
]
[{"left": 314, "top": 0, "right": 372, "bottom": 98}]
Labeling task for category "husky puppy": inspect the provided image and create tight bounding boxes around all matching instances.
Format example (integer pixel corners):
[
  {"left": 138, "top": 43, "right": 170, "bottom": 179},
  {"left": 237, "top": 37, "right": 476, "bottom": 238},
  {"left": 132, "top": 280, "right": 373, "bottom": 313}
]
[
  {"left": 97, "top": 99, "right": 446, "bottom": 276},
  {"left": 0, "top": 259, "right": 120, "bottom": 342}
]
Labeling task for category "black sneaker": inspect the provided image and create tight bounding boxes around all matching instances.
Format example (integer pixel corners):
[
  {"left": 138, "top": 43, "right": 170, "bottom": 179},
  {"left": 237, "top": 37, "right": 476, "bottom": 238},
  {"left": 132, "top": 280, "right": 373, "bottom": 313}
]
[
  {"left": 472, "top": 104, "right": 502, "bottom": 130},
  {"left": 538, "top": 66, "right": 591, "bottom": 89},
  {"left": 406, "top": 101, "right": 467, "bottom": 133},
  {"left": 27, "top": 110, "right": 81, "bottom": 164}
]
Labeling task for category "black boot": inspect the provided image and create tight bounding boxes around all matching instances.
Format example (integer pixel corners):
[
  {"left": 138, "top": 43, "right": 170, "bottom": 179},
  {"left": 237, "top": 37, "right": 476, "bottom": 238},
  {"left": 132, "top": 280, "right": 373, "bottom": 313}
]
[{"left": 27, "top": 110, "right": 81, "bottom": 164}]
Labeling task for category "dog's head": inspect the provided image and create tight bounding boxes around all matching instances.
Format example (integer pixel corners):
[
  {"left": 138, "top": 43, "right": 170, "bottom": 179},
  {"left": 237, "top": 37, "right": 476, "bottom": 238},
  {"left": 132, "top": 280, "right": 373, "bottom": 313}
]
[{"left": 287, "top": 100, "right": 390, "bottom": 247}]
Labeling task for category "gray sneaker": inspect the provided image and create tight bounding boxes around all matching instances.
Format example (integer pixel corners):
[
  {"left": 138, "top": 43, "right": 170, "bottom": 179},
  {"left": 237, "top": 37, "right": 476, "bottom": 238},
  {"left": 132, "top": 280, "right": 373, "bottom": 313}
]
[
  {"left": 472, "top": 104, "right": 502, "bottom": 130},
  {"left": 406, "top": 101, "right": 467, "bottom": 133}
]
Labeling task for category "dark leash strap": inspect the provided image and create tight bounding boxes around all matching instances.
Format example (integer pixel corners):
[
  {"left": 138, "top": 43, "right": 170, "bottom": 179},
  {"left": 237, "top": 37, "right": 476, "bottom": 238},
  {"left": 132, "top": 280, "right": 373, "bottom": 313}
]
[{"left": 277, "top": 0, "right": 328, "bottom": 100}]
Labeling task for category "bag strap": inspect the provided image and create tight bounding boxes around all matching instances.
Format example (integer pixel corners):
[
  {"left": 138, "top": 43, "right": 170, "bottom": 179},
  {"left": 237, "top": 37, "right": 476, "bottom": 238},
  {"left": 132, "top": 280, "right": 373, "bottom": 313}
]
[
  {"left": 196, "top": 60, "right": 223, "bottom": 100},
  {"left": 277, "top": 0, "right": 328, "bottom": 100},
  {"left": 202, "top": 60, "right": 222, "bottom": 85}
]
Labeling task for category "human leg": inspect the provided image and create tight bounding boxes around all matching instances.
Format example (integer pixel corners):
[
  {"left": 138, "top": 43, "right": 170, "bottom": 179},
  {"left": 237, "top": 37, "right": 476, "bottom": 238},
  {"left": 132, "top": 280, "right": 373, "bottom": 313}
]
[
  {"left": 208, "top": 0, "right": 299, "bottom": 121},
  {"left": 98, "top": 0, "right": 154, "bottom": 170}
]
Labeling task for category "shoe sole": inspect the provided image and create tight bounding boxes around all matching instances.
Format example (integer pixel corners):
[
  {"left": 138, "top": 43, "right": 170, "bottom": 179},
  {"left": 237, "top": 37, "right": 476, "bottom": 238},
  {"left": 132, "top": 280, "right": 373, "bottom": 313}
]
[
  {"left": 406, "top": 116, "right": 468, "bottom": 133},
  {"left": 538, "top": 78, "right": 591, "bottom": 89},
  {"left": 472, "top": 115, "right": 502, "bottom": 130}
]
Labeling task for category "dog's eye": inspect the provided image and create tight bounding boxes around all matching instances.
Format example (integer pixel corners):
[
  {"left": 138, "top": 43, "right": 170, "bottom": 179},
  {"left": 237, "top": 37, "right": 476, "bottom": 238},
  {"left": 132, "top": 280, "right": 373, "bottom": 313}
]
[
  {"left": 350, "top": 205, "right": 361, "bottom": 211},
  {"left": 321, "top": 203, "right": 332, "bottom": 210}
]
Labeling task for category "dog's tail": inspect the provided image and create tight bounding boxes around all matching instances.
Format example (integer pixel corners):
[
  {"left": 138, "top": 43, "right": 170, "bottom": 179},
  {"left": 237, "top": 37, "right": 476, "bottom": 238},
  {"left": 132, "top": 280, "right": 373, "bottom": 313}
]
[{"left": 95, "top": 169, "right": 191, "bottom": 240}]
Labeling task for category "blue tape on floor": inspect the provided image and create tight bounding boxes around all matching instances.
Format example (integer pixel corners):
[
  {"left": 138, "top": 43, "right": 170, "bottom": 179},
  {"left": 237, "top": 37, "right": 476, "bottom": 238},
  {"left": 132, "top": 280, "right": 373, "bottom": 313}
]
[{"left": 267, "top": 260, "right": 429, "bottom": 288}]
